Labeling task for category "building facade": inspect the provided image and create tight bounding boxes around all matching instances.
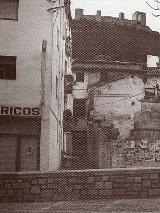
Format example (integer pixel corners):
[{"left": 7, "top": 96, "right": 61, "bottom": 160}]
[{"left": 0, "top": 0, "right": 72, "bottom": 172}]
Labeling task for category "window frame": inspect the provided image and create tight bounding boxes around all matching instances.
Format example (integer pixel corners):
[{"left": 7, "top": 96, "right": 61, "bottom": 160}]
[
  {"left": 0, "top": 56, "right": 16, "bottom": 80},
  {"left": 73, "top": 98, "right": 86, "bottom": 118},
  {"left": 0, "top": 0, "right": 19, "bottom": 21},
  {"left": 76, "top": 72, "right": 84, "bottom": 83}
]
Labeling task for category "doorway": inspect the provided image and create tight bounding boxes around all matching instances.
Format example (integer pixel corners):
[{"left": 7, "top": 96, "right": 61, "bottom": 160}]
[
  {"left": 0, "top": 136, "right": 17, "bottom": 172},
  {"left": 72, "top": 131, "right": 88, "bottom": 169},
  {"left": 20, "top": 137, "right": 38, "bottom": 171}
]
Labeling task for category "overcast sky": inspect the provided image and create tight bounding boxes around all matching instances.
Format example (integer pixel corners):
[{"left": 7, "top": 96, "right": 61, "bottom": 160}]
[{"left": 70, "top": 0, "right": 160, "bottom": 32}]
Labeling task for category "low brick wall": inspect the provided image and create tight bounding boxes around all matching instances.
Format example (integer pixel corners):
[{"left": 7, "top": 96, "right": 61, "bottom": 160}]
[{"left": 1, "top": 168, "right": 160, "bottom": 203}]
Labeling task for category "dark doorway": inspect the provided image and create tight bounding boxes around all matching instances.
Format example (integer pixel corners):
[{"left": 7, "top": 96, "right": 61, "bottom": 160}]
[{"left": 72, "top": 131, "right": 88, "bottom": 169}]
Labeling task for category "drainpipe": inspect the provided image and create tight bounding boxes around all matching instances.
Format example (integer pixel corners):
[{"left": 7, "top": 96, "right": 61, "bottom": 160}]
[
  {"left": 41, "top": 39, "right": 47, "bottom": 106},
  {"left": 40, "top": 39, "right": 49, "bottom": 172}
]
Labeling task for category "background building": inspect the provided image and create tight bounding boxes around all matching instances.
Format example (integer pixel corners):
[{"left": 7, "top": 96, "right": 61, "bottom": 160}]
[
  {"left": 0, "top": 0, "right": 72, "bottom": 172},
  {"left": 71, "top": 9, "right": 160, "bottom": 169}
]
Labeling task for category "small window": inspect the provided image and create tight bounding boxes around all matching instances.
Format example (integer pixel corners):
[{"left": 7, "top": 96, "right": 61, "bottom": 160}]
[
  {"left": 100, "top": 71, "right": 108, "bottom": 82},
  {"left": 76, "top": 72, "right": 84, "bottom": 82},
  {"left": 0, "top": 0, "right": 19, "bottom": 21},
  {"left": 73, "top": 99, "right": 86, "bottom": 118},
  {"left": 0, "top": 56, "right": 16, "bottom": 80}
]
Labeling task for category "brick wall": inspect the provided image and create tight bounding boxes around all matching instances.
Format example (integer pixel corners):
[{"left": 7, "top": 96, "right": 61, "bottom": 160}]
[{"left": 1, "top": 168, "right": 160, "bottom": 203}]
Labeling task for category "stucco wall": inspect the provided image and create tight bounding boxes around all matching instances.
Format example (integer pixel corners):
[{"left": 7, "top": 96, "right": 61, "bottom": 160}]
[
  {"left": 0, "top": 0, "right": 52, "bottom": 107},
  {"left": 94, "top": 75, "right": 144, "bottom": 139}
]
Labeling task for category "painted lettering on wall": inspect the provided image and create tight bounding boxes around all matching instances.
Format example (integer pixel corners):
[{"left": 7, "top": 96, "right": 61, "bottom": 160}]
[{"left": 0, "top": 106, "right": 40, "bottom": 116}]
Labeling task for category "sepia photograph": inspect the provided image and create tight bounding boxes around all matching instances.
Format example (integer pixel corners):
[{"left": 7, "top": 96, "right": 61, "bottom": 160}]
[{"left": 1, "top": 0, "right": 160, "bottom": 212}]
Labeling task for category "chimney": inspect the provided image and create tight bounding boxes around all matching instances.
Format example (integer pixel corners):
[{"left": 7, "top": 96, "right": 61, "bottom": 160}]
[
  {"left": 75, "top": 8, "right": 83, "bottom": 20},
  {"left": 132, "top": 11, "right": 146, "bottom": 26},
  {"left": 96, "top": 10, "right": 101, "bottom": 22},
  {"left": 119, "top": 12, "right": 124, "bottom": 21}
]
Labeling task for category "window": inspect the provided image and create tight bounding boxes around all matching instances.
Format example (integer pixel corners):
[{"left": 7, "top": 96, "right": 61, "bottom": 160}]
[
  {"left": 0, "top": 0, "right": 19, "bottom": 20},
  {"left": 100, "top": 71, "right": 108, "bottom": 82},
  {"left": 73, "top": 99, "right": 86, "bottom": 118},
  {"left": 0, "top": 56, "right": 16, "bottom": 80},
  {"left": 76, "top": 72, "right": 84, "bottom": 82}
]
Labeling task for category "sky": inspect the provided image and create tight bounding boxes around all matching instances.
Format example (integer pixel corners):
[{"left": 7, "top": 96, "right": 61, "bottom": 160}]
[{"left": 70, "top": 0, "right": 160, "bottom": 32}]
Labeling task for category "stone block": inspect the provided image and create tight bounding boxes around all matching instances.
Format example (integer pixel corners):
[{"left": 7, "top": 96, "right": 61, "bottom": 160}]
[
  {"left": 23, "top": 188, "right": 30, "bottom": 194},
  {"left": 12, "top": 182, "right": 21, "bottom": 189},
  {"left": 99, "top": 189, "right": 112, "bottom": 197},
  {"left": 126, "top": 177, "right": 134, "bottom": 183},
  {"left": 21, "top": 182, "right": 30, "bottom": 189},
  {"left": 142, "top": 174, "right": 150, "bottom": 180},
  {"left": 68, "top": 177, "right": 76, "bottom": 183},
  {"left": 150, "top": 174, "right": 159, "bottom": 180},
  {"left": 132, "top": 184, "right": 142, "bottom": 191},
  {"left": 47, "top": 183, "right": 58, "bottom": 189},
  {"left": 23, "top": 194, "right": 34, "bottom": 202},
  {"left": 4, "top": 183, "right": 12, "bottom": 189},
  {"left": 149, "top": 189, "right": 160, "bottom": 196},
  {"left": 139, "top": 190, "right": 149, "bottom": 198},
  {"left": 48, "top": 178, "right": 55, "bottom": 184},
  {"left": 6, "top": 190, "right": 14, "bottom": 197},
  {"left": 143, "top": 180, "right": 151, "bottom": 188},
  {"left": 113, "top": 183, "right": 131, "bottom": 189},
  {"left": 114, "top": 178, "right": 126, "bottom": 183},
  {"left": 95, "top": 182, "right": 104, "bottom": 189},
  {"left": 134, "top": 177, "right": 141, "bottom": 183},
  {"left": 102, "top": 176, "right": 109, "bottom": 182},
  {"left": 41, "top": 189, "right": 52, "bottom": 199},
  {"left": 41, "top": 185, "right": 48, "bottom": 189},
  {"left": 87, "top": 176, "right": 94, "bottom": 183},
  {"left": 31, "top": 179, "right": 38, "bottom": 185},
  {"left": 0, "top": 190, "right": 7, "bottom": 197},
  {"left": 88, "top": 189, "right": 99, "bottom": 196},
  {"left": 74, "top": 185, "right": 82, "bottom": 190},
  {"left": 94, "top": 175, "right": 102, "bottom": 182},
  {"left": 14, "top": 189, "right": 23, "bottom": 200},
  {"left": 113, "top": 189, "right": 126, "bottom": 196},
  {"left": 31, "top": 186, "right": 40, "bottom": 194},
  {"left": 65, "top": 186, "right": 72, "bottom": 193},
  {"left": 151, "top": 179, "right": 159, "bottom": 185},
  {"left": 104, "top": 182, "right": 112, "bottom": 189},
  {"left": 125, "top": 191, "right": 139, "bottom": 198},
  {"left": 58, "top": 187, "right": 66, "bottom": 193},
  {"left": 39, "top": 178, "right": 47, "bottom": 185}
]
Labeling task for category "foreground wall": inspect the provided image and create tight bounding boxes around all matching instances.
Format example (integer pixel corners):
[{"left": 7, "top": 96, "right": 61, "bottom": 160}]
[{"left": 1, "top": 168, "right": 160, "bottom": 202}]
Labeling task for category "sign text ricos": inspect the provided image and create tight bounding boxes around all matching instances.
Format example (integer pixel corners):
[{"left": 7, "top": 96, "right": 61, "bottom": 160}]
[{"left": 0, "top": 106, "right": 40, "bottom": 116}]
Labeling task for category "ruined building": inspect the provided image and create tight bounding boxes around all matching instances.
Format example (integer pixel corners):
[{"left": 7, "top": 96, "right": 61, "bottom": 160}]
[{"left": 70, "top": 9, "right": 160, "bottom": 169}]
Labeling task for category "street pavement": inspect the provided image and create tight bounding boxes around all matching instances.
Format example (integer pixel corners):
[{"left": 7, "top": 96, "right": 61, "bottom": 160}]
[{"left": 1, "top": 198, "right": 160, "bottom": 213}]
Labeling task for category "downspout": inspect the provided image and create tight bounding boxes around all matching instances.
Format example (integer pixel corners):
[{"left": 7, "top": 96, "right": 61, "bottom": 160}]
[
  {"left": 41, "top": 39, "right": 47, "bottom": 106},
  {"left": 40, "top": 39, "right": 48, "bottom": 171}
]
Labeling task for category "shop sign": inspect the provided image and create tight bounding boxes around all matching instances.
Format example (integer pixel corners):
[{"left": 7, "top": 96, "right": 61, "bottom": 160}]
[{"left": 0, "top": 106, "right": 40, "bottom": 117}]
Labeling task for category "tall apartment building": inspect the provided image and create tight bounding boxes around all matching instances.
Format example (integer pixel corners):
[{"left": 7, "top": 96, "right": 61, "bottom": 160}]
[{"left": 0, "top": 0, "right": 73, "bottom": 172}]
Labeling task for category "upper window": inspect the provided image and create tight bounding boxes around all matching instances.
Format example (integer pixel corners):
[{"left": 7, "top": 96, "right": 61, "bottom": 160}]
[
  {"left": 0, "top": 56, "right": 16, "bottom": 80},
  {"left": 0, "top": 0, "right": 19, "bottom": 21},
  {"left": 76, "top": 72, "right": 84, "bottom": 82},
  {"left": 73, "top": 99, "right": 86, "bottom": 118},
  {"left": 100, "top": 71, "right": 108, "bottom": 82}
]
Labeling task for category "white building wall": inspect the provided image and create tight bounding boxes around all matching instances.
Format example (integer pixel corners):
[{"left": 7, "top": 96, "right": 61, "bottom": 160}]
[
  {"left": 0, "top": 0, "right": 72, "bottom": 172},
  {"left": 94, "top": 75, "right": 145, "bottom": 140},
  {"left": 0, "top": 0, "right": 52, "bottom": 107}
]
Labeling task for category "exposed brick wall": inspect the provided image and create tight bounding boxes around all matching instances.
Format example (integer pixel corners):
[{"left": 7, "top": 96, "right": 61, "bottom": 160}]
[{"left": 2, "top": 168, "right": 160, "bottom": 203}]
